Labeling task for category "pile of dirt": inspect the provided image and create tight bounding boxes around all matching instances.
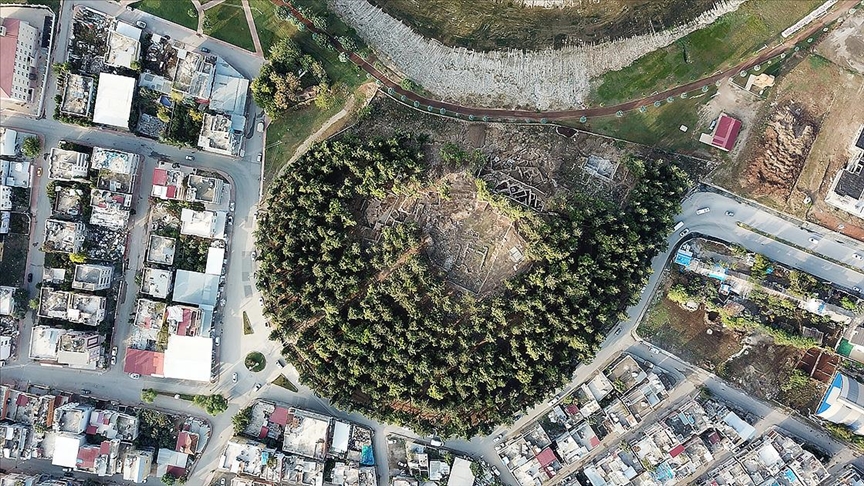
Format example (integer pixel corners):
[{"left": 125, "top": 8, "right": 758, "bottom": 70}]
[{"left": 743, "top": 102, "right": 819, "bottom": 198}]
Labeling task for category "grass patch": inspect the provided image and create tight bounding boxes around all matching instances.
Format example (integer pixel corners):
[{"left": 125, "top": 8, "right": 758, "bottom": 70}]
[
  {"left": 244, "top": 351, "right": 266, "bottom": 372},
  {"left": 263, "top": 101, "right": 343, "bottom": 185},
  {"left": 4, "top": 0, "right": 60, "bottom": 12},
  {"left": 589, "top": 0, "right": 824, "bottom": 105},
  {"left": 249, "top": 0, "right": 368, "bottom": 186},
  {"left": 573, "top": 87, "right": 717, "bottom": 155},
  {"left": 242, "top": 311, "right": 254, "bottom": 335},
  {"left": 204, "top": 0, "right": 255, "bottom": 52},
  {"left": 0, "top": 233, "right": 29, "bottom": 287},
  {"left": 272, "top": 374, "right": 299, "bottom": 392},
  {"left": 133, "top": 0, "right": 198, "bottom": 31}
]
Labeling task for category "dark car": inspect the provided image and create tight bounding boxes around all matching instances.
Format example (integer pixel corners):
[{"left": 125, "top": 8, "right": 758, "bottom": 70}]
[
  {"left": 27, "top": 273, "right": 33, "bottom": 283},
  {"left": 201, "top": 47, "right": 211, "bottom": 53}
]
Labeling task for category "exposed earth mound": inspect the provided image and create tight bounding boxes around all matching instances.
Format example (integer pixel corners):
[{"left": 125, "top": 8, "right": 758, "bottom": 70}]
[{"left": 743, "top": 102, "right": 819, "bottom": 199}]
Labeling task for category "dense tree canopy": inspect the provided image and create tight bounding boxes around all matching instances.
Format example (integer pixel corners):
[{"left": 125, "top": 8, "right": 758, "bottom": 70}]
[
  {"left": 256, "top": 136, "right": 689, "bottom": 436},
  {"left": 251, "top": 39, "right": 329, "bottom": 116}
]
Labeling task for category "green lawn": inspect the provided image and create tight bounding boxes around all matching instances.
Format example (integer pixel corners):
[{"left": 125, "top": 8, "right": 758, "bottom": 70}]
[
  {"left": 242, "top": 311, "right": 254, "bottom": 335},
  {"left": 589, "top": 0, "right": 823, "bottom": 105},
  {"left": 4, "top": 0, "right": 61, "bottom": 12},
  {"left": 272, "top": 374, "right": 299, "bottom": 392},
  {"left": 263, "top": 101, "right": 345, "bottom": 186},
  {"left": 205, "top": 0, "right": 255, "bottom": 52},
  {"left": 132, "top": 0, "right": 198, "bottom": 31},
  {"left": 249, "top": 0, "right": 368, "bottom": 186},
  {"left": 572, "top": 87, "right": 718, "bottom": 155}
]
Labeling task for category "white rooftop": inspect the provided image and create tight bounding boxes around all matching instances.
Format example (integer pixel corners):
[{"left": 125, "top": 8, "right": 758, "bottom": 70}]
[
  {"left": 52, "top": 434, "right": 85, "bottom": 467},
  {"left": 93, "top": 73, "right": 135, "bottom": 128},
  {"left": 172, "top": 270, "right": 219, "bottom": 306},
  {"left": 163, "top": 335, "right": 212, "bottom": 382},
  {"left": 205, "top": 246, "right": 225, "bottom": 275}
]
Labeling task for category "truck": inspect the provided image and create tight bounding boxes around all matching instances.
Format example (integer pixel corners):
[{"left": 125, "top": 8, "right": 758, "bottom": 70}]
[{"left": 673, "top": 221, "right": 684, "bottom": 231}]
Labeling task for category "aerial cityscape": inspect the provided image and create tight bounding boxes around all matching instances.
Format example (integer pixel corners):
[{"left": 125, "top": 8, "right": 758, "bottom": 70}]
[{"left": 1, "top": 0, "right": 864, "bottom": 485}]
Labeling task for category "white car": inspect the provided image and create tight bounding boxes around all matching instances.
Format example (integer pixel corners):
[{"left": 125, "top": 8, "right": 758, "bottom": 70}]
[
  {"left": 110, "top": 356, "right": 117, "bottom": 366},
  {"left": 680, "top": 228, "right": 690, "bottom": 237},
  {"left": 215, "top": 336, "right": 221, "bottom": 346},
  {"left": 809, "top": 237, "right": 818, "bottom": 243},
  {"left": 232, "top": 372, "right": 238, "bottom": 383},
  {"left": 725, "top": 210, "right": 734, "bottom": 217},
  {"left": 229, "top": 202, "right": 235, "bottom": 212},
  {"left": 129, "top": 373, "right": 141, "bottom": 379},
  {"left": 854, "top": 254, "right": 862, "bottom": 260},
  {"left": 696, "top": 207, "right": 710, "bottom": 215},
  {"left": 136, "top": 20, "right": 146, "bottom": 29},
  {"left": 254, "top": 383, "right": 262, "bottom": 391}
]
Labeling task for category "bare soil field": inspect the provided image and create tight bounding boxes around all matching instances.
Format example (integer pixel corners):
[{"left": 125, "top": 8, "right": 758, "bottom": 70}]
[
  {"left": 361, "top": 172, "right": 529, "bottom": 295},
  {"left": 368, "top": 0, "right": 717, "bottom": 51},
  {"left": 817, "top": 6, "right": 864, "bottom": 75},
  {"left": 741, "top": 101, "right": 819, "bottom": 200}
]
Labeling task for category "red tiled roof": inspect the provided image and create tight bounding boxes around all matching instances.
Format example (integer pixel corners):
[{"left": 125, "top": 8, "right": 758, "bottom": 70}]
[
  {"left": 259, "top": 426, "right": 268, "bottom": 439},
  {"left": 16, "top": 394, "right": 29, "bottom": 406},
  {"left": 0, "top": 19, "right": 22, "bottom": 99},
  {"left": 564, "top": 404, "right": 580, "bottom": 417},
  {"left": 165, "top": 185, "right": 177, "bottom": 199},
  {"left": 176, "top": 308, "right": 193, "bottom": 336},
  {"left": 711, "top": 114, "right": 742, "bottom": 151},
  {"left": 77, "top": 445, "right": 100, "bottom": 469},
  {"left": 153, "top": 168, "right": 168, "bottom": 185},
  {"left": 176, "top": 431, "right": 199, "bottom": 453},
  {"left": 669, "top": 444, "right": 686, "bottom": 458},
  {"left": 123, "top": 348, "right": 165, "bottom": 376},
  {"left": 708, "top": 431, "right": 721, "bottom": 444},
  {"left": 270, "top": 407, "right": 289, "bottom": 426},
  {"left": 167, "top": 466, "right": 186, "bottom": 478},
  {"left": 536, "top": 447, "right": 557, "bottom": 467},
  {"left": 86, "top": 425, "right": 98, "bottom": 435},
  {"left": 100, "top": 440, "right": 112, "bottom": 454}
]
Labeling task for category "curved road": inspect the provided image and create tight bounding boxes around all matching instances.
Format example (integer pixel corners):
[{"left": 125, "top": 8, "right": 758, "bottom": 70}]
[{"left": 278, "top": 0, "right": 858, "bottom": 120}]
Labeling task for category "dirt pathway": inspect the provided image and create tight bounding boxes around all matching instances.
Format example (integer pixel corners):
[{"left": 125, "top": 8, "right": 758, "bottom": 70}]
[
  {"left": 200, "top": 0, "right": 228, "bottom": 10},
  {"left": 240, "top": 0, "right": 264, "bottom": 57},
  {"left": 284, "top": 97, "right": 357, "bottom": 167},
  {"left": 189, "top": 0, "right": 205, "bottom": 34}
]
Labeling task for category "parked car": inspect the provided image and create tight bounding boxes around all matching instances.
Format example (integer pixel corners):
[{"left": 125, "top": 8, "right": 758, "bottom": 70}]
[
  {"left": 257, "top": 152, "right": 263, "bottom": 162},
  {"left": 254, "top": 383, "right": 262, "bottom": 391},
  {"left": 256, "top": 121, "right": 265, "bottom": 133},
  {"left": 229, "top": 201, "right": 235, "bottom": 211},
  {"left": 110, "top": 356, "right": 117, "bottom": 365},
  {"left": 855, "top": 286, "right": 861, "bottom": 293},
  {"left": 111, "top": 346, "right": 118, "bottom": 357},
  {"left": 277, "top": 359, "right": 286, "bottom": 368},
  {"left": 725, "top": 210, "right": 734, "bottom": 217},
  {"left": 226, "top": 215, "right": 233, "bottom": 226},
  {"left": 219, "top": 478, "right": 225, "bottom": 486},
  {"left": 251, "top": 250, "right": 257, "bottom": 259},
  {"left": 185, "top": 155, "right": 194, "bottom": 160},
  {"left": 201, "top": 47, "right": 211, "bottom": 53},
  {"left": 232, "top": 372, "right": 238, "bottom": 383},
  {"left": 36, "top": 167, "right": 42, "bottom": 177},
  {"left": 854, "top": 254, "right": 862, "bottom": 260},
  {"left": 258, "top": 297, "right": 264, "bottom": 306},
  {"left": 129, "top": 373, "right": 141, "bottom": 379},
  {"left": 81, "top": 390, "right": 91, "bottom": 395},
  {"left": 809, "top": 237, "right": 819, "bottom": 243},
  {"left": 135, "top": 20, "right": 146, "bottom": 29},
  {"left": 695, "top": 207, "right": 710, "bottom": 215},
  {"left": 215, "top": 336, "right": 221, "bottom": 346},
  {"left": 680, "top": 228, "right": 690, "bottom": 237},
  {"left": 27, "top": 273, "right": 32, "bottom": 283}
]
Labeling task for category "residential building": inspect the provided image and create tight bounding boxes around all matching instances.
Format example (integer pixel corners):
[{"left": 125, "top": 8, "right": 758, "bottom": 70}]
[
  {"left": 29, "top": 326, "right": 103, "bottom": 369},
  {"left": 816, "top": 373, "right": 864, "bottom": 434},
  {"left": 123, "top": 448, "right": 155, "bottom": 483},
  {"left": 198, "top": 113, "right": 243, "bottom": 156},
  {"left": 0, "top": 285, "right": 16, "bottom": 315},
  {"left": 92, "top": 73, "right": 136, "bottom": 129},
  {"left": 186, "top": 174, "right": 224, "bottom": 204},
  {"left": 172, "top": 269, "right": 219, "bottom": 307},
  {"left": 0, "top": 17, "right": 40, "bottom": 103},
  {"left": 151, "top": 164, "right": 186, "bottom": 200},
  {"left": 43, "top": 219, "right": 86, "bottom": 253},
  {"left": 699, "top": 113, "right": 742, "bottom": 152},
  {"left": 147, "top": 234, "right": 176, "bottom": 265},
  {"left": 1, "top": 157, "right": 31, "bottom": 188},
  {"left": 105, "top": 22, "right": 141, "bottom": 69},
  {"left": 180, "top": 208, "right": 226, "bottom": 239},
  {"left": 71, "top": 263, "right": 113, "bottom": 291},
  {"left": 48, "top": 147, "right": 90, "bottom": 181},
  {"left": 141, "top": 267, "right": 173, "bottom": 299},
  {"left": 826, "top": 125, "right": 864, "bottom": 218},
  {"left": 38, "top": 288, "right": 107, "bottom": 326},
  {"left": 90, "top": 146, "right": 140, "bottom": 175}
]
